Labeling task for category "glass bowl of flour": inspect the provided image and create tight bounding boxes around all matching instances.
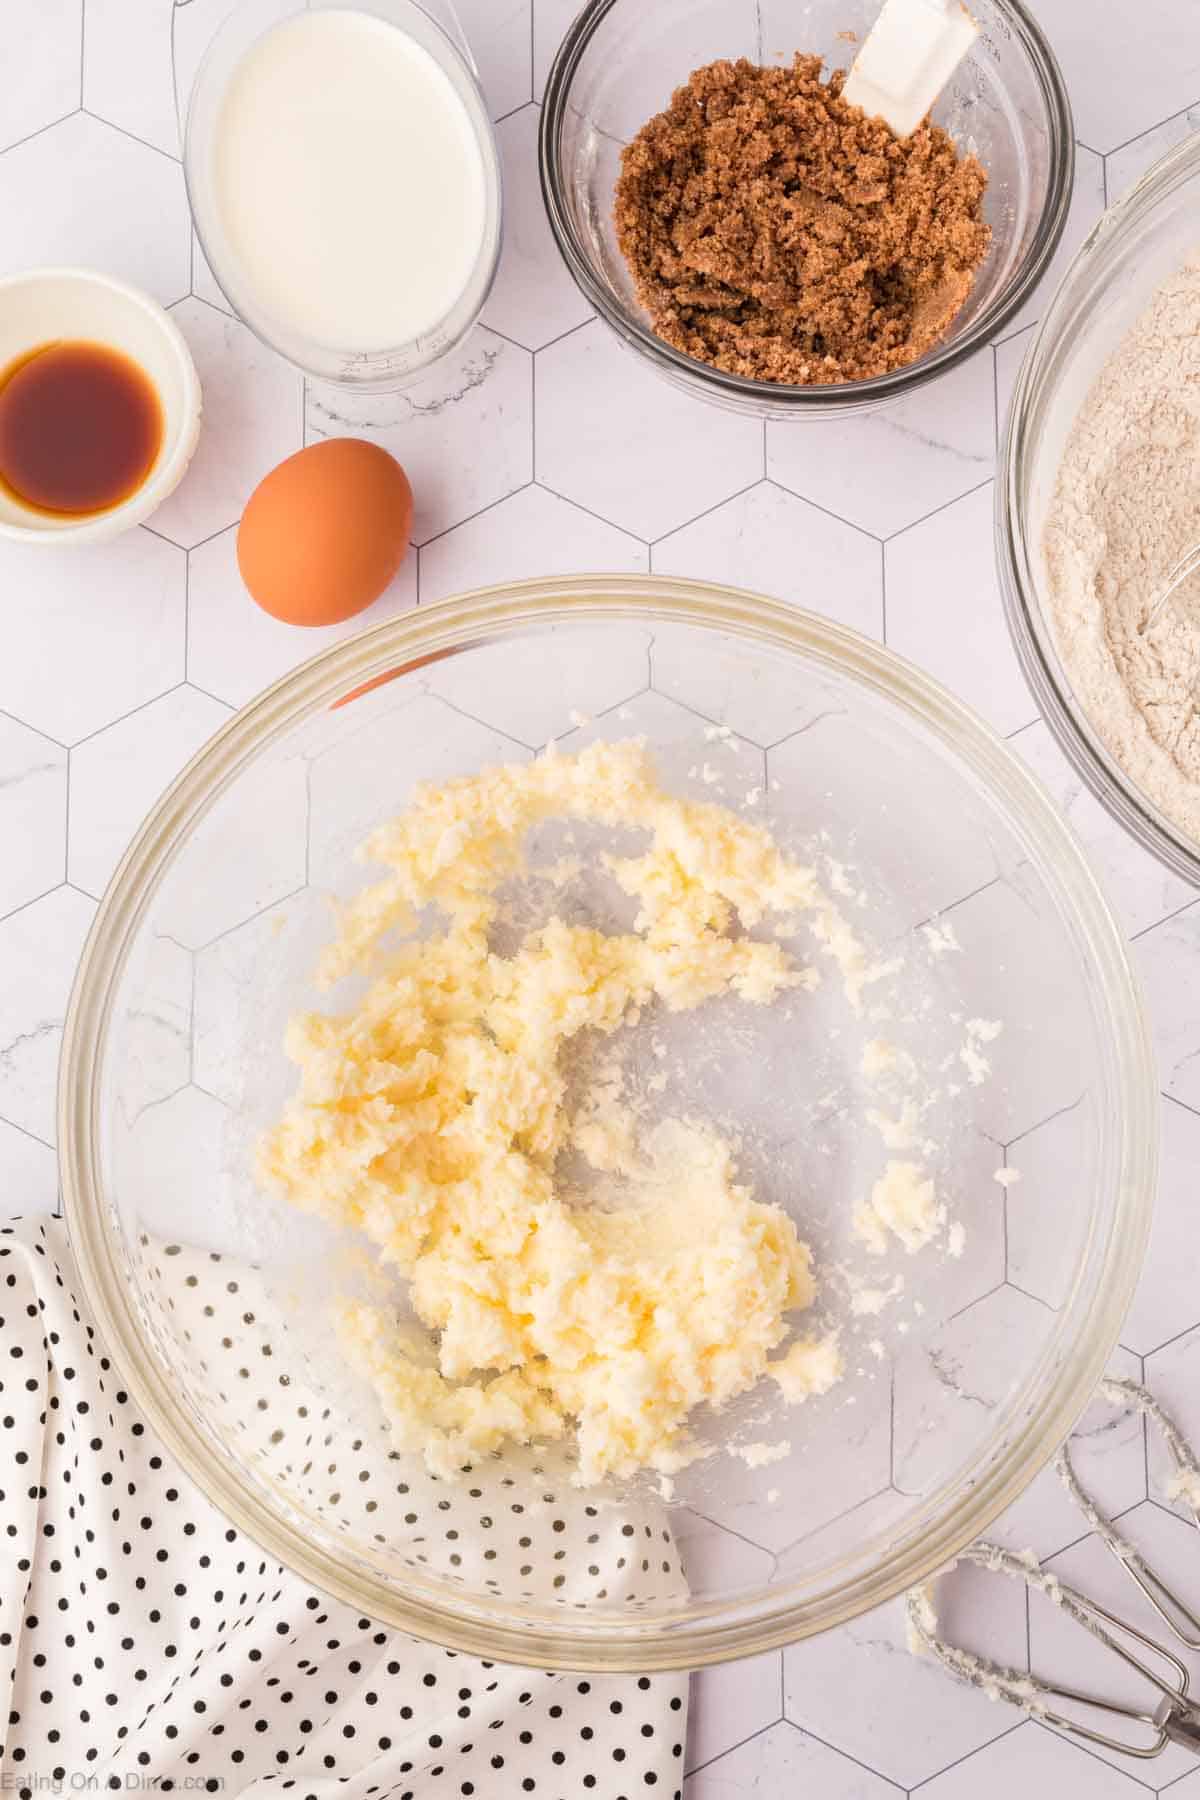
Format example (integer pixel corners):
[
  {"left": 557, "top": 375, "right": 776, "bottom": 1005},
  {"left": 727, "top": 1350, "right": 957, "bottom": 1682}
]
[
  {"left": 59, "top": 577, "right": 1153, "bottom": 1669},
  {"left": 1000, "top": 132, "right": 1200, "bottom": 883}
]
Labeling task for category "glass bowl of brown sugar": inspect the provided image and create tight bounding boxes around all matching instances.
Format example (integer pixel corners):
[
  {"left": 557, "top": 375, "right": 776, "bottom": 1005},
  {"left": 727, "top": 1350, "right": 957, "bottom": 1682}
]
[{"left": 539, "top": 0, "right": 1073, "bottom": 419}]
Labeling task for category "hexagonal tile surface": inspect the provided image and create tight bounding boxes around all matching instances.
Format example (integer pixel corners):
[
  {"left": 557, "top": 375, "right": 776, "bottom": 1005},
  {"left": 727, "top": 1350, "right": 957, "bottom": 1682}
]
[
  {"left": 993, "top": 326, "right": 1036, "bottom": 450},
  {"left": 1108, "top": 107, "right": 1200, "bottom": 201},
  {"left": 686, "top": 1652, "right": 782, "bottom": 1777},
  {"left": 307, "top": 329, "right": 532, "bottom": 545},
  {"left": 687, "top": 1719, "right": 902, "bottom": 1797},
  {"left": 1034, "top": 1503, "right": 1200, "bottom": 1787},
  {"left": 1007, "top": 1098, "right": 1109, "bottom": 1315},
  {"left": 537, "top": 321, "right": 762, "bottom": 540},
  {"left": 151, "top": 298, "right": 305, "bottom": 548},
  {"left": 308, "top": 693, "right": 529, "bottom": 898},
  {"left": 67, "top": 685, "right": 231, "bottom": 898},
  {"left": 0, "top": 1118, "right": 58, "bottom": 1216},
  {"left": 187, "top": 522, "right": 417, "bottom": 711},
  {"left": 767, "top": 351, "right": 995, "bottom": 540},
  {"left": 0, "top": 111, "right": 188, "bottom": 303},
  {"left": 4, "top": 0, "right": 80, "bottom": 152},
  {"left": 0, "top": 530, "right": 185, "bottom": 743},
  {"left": 0, "top": 884, "right": 96, "bottom": 1144},
  {"left": 0, "top": 714, "right": 67, "bottom": 920},
  {"left": 1033, "top": 2, "right": 1200, "bottom": 153},
  {"left": 784, "top": 1566, "right": 1027, "bottom": 1789},
  {"left": 892, "top": 1286, "right": 1057, "bottom": 1500},
  {"left": 483, "top": 107, "right": 593, "bottom": 351},
  {"left": 918, "top": 1720, "right": 1146, "bottom": 1798},
  {"left": 1135, "top": 899, "right": 1200, "bottom": 1111},
  {"left": 998, "top": 146, "right": 1107, "bottom": 342},
  {"left": 1146, "top": 1321, "right": 1200, "bottom": 1521},
  {"left": 426, "top": 612, "right": 649, "bottom": 746},
  {"left": 112, "top": 930, "right": 193, "bottom": 1124},
  {"left": 1118, "top": 1097, "right": 1200, "bottom": 1357},
  {"left": 154, "top": 746, "right": 309, "bottom": 952},
  {"left": 83, "top": 0, "right": 178, "bottom": 157},
  {"left": 988, "top": 1347, "right": 1146, "bottom": 1561},
  {"left": 653, "top": 482, "right": 882, "bottom": 639},
  {"left": 454, "top": 0, "right": 531, "bottom": 119},
  {"left": 533, "top": 0, "right": 576, "bottom": 100},
  {"left": 1012, "top": 721, "right": 1196, "bottom": 938},
  {"left": 420, "top": 482, "right": 646, "bottom": 605},
  {"left": 885, "top": 483, "right": 1038, "bottom": 739}
]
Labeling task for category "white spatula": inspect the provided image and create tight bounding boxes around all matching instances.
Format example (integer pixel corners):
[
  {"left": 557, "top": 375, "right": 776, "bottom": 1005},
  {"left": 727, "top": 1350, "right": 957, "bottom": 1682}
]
[{"left": 842, "top": 0, "right": 979, "bottom": 138}]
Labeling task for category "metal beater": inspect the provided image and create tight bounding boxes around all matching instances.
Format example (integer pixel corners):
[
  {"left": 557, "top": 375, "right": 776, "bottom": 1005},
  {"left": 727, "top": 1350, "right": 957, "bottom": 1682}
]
[{"left": 908, "top": 1377, "right": 1200, "bottom": 1761}]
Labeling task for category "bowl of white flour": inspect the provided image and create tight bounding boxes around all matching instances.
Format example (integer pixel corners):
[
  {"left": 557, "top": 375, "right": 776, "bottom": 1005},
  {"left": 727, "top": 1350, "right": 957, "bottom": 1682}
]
[{"left": 1000, "top": 130, "right": 1200, "bottom": 884}]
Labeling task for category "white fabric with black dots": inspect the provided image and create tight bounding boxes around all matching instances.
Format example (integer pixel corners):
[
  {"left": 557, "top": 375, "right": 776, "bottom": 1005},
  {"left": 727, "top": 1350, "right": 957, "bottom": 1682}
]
[{"left": 0, "top": 1217, "right": 688, "bottom": 1798}]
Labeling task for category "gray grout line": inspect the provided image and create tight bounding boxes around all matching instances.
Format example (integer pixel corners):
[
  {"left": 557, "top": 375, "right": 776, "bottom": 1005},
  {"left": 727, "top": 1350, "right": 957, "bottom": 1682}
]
[
  {"left": 883, "top": 475, "right": 994, "bottom": 545},
  {"left": 81, "top": 108, "right": 181, "bottom": 164},
  {"left": 534, "top": 477, "right": 652, "bottom": 546},
  {"left": 63, "top": 745, "right": 71, "bottom": 887},
  {"left": 0, "top": 1114, "right": 56, "bottom": 1154},
  {"left": 649, "top": 477, "right": 764, "bottom": 554},
  {"left": 684, "top": 1716, "right": 781, "bottom": 1780},
  {"left": 1102, "top": 96, "right": 1200, "bottom": 164},
  {"left": 1, "top": 108, "right": 81, "bottom": 158},
  {"left": 418, "top": 479, "right": 535, "bottom": 553},
  {"left": 530, "top": 315, "right": 596, "bottom": 359},
  {"left": 775, "top": 1716, "right": 910, "bottom": 1794},
  {"left": 766, "top": 473, "right": 886, "bottom": 545},
  {"left": 1129, "top": 891, "right": 1200, "bottom": 941},
  {"left": 1028, "top": 1715, "right": 1158, "bottom": 1792},
  {"left": 905, "top": 1717, "right": 1027, "bottom": 1791},
  {"left": 65, "top": 678, "right": 188, "bottom": 753}
]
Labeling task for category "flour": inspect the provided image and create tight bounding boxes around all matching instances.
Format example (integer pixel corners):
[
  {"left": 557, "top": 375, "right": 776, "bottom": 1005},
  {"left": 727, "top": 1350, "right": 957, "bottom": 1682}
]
[{"left": 1045, "top": 256, "right": 1200, "bottom": 845}]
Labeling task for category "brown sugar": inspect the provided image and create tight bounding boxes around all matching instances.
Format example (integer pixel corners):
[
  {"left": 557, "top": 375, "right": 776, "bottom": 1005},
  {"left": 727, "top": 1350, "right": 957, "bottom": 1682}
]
[{"left": 614, "top": 54, "right": 990, "bottom": 386}]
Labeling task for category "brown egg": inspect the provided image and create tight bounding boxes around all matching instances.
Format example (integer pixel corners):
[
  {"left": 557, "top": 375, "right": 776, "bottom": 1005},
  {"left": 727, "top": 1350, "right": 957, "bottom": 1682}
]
[{"left": 237, "top": 438, "right": 412, "bottom": 626}]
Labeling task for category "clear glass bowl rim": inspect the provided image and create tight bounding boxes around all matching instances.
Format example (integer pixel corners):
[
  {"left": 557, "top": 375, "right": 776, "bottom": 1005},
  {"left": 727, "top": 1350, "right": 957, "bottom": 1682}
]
[
  {"left": 181, "top": 0, "right": 504, "bottom": 388},
  {"left": 537, "top": 0, "right": 1076, "bottom": 409},
  {"left": 60, "top": 576, "right": 1156, "bottom": 1670},
  {"left": 998, "top": 129, "right": 1200, "bottom": 885}
]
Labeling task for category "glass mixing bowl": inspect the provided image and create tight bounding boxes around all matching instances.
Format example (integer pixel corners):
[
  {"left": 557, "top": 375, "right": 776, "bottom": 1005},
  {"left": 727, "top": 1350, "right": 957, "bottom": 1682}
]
[
  {"left": 539, "top": 0, "right": 1074, "bottom": 418},
  {"left": 999, "top": 133, "right": 1200, "bottom": 884},
  {"left": 182, "top": 0, "right": 502, "bottom": 389},
  {"left": 60, "top": 577, "right": 1154, "bottom": 1670}
]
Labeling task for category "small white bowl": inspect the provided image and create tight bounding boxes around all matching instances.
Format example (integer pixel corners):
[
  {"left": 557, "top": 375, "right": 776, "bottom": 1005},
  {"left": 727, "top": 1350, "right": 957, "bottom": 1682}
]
[{"left": 0, "top": 268, "right": 202, "bottom": 544}]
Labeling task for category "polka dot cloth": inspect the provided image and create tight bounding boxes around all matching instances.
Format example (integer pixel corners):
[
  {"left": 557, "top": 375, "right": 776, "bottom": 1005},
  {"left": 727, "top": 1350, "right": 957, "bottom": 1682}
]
[{"left": 0, "top": 1217, "right": 688, "bottom": 1796}]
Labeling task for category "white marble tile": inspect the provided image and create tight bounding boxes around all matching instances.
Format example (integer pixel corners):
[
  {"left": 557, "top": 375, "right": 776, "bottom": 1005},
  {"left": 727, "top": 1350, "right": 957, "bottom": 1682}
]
[
  {"left": 190, "top": 229, "right": 234, "bottom": 316},
  {"left": 993, "top": 326, "right": 1036, "bottom": 453},
  {"left": 688, "top": 1718, "right": 903, "bottom": 1798},
  {"left": 1134, "top": 898, "right": 1200, "bottom": 1113},
  {"left": 426, "top": 615, "right": 649, "bottom": 747},
  {"left": 1118, "top": 1097, "right": 1200, "bottom": 1357},
  {"left": 532, "top": 0, "right": 576, "bottom": 102},
  {"left": 0, "top": 111, "right": 189, "bottom": 304},
  {"left": 83, "top": 0, "right": 179, "bottom": 158},
  {"left": 455, "top": 0, "right": 531, "bottom": 119},
  {"left": 0, "top": 714, "right": 67, "bottom": 920},
  {"left": 1011, "top": 722, "right": 1196, "bottom": 939},
  {"left": 686, "top": 1652, "right": 782, "bottom": 1776},
  {"left": 784, "top": 1568, "right": 1027, "bottom": 1789},
  {"left": 155, "top": 749, "right": 309, "bottom": 951},
  {"left": 188, "top": 523, "right": 417, "bottom": 710},
  {"left": 1007, "top": 1101, "right": 1100, "bottom": 1315},
  {"left": 885, "top": 482, "right": 1039, "bottom": 738},
  {"left": 919, "top": 1720, "right": 1146, "bottom": 1798},
  {"left": 1031, "top": 0, "right": 1200, "bottom": 154},
  {"left": 997, "top": 147, "right": 1107, "bottom": 343},
  {"left": 67, "top": 685, "right": 231, "bottom": 898},
  {"left": 537, "top": 321, "right": 761, "bottom": 540},
  {"left": 0, "top": 885, "right": 96, "bottom": 1144},
  {"left": 1107, "top": 107, "right": 1200, "bottom": 202},
  {"left": 420, "top": 482, "right": 646, "bottom": 605},
  {"left": 112, "top": 931, "right": 193, "bottom": 1124},
  {"left": 653, "top": 482, "right": 882, "bottom": 641},
  {"left": 0, "top": 1118, "right": 59, "bottom": 1218},
  {"left": 307, "top": 329, "right": 532, "bottom": 546},
  {"left": 169, "top": 0, "right": 237, "bottom": 134},
  {"left": 3, "top": 0, "right": 80, "bottom": 152},
  {"left": 483, "top": 106, "right": 593, "bottom": 351},
  {"left": 767, "top": 352, "right": 995, "bottom": 541},
  {"left": 307, "top": 693, "right": 529, "bottom": 898},
  {"left": 674, "top": 1512, "right": 775, "bottom": 1607},
  {"left": 988, "top": 1347, "right": 1146, "bottom": 1561},
  {"left": 152, "top": 299, "right": 305, "bottom": 548},
  {"left": 1035, "top": 1504, "right": 1200, "bottom": 1786},
  {"left": 0, "top": 530, "right": 185, "bottom": 744}
]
